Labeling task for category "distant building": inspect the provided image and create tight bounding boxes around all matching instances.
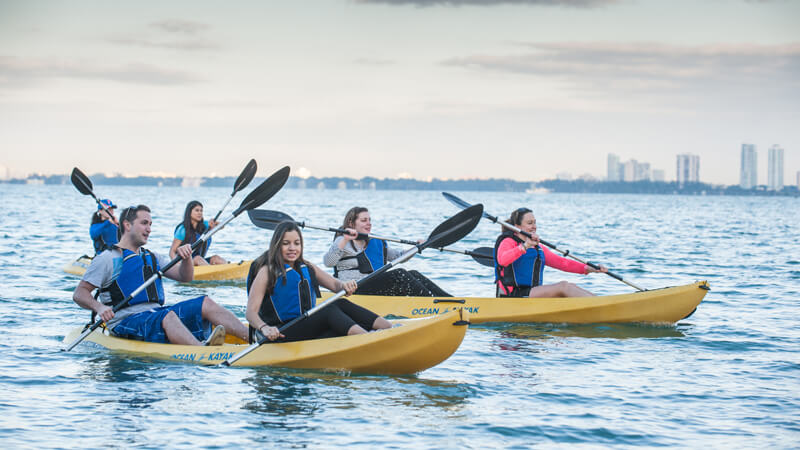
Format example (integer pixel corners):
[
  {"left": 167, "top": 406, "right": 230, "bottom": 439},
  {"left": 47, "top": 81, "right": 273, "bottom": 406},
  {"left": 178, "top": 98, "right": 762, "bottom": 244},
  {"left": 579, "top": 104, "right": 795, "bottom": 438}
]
[
  {"left": 797, "top": 171, "right": 800, "bottom": 190},
  {"left": 652, "top": 169, "right": 665, "bottom": 182},
  {"left": 607, "top": 154, "right": 621, "bottom": 181},
  {"left": 635, "top": 162, "right": 651, "bottom": 181},
  {"left": 622, "top": 160, "right": 637, "bottom": 182},
  {"left": 768, "top": 145, "right": 784, "bottom": 191},
  {"left": 676, "top": 154, "right": 700, "bottom": 184},
  {"left": 740, "top": 143, "right": 757, "bottom": 189}
]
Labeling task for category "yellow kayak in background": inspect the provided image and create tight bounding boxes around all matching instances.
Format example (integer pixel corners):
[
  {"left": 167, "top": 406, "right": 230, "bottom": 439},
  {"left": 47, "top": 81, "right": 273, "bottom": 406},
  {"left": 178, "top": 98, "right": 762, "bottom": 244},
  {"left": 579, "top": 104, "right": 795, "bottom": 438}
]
[
  {"left": 62, "top": 256, "right": 252, "bottom": 281},
  {"left": 63, "top": 308, "right": 469, "bottom": 374},
  {"left": 320, "top": 281, "right": 709, "bottom": 324}
]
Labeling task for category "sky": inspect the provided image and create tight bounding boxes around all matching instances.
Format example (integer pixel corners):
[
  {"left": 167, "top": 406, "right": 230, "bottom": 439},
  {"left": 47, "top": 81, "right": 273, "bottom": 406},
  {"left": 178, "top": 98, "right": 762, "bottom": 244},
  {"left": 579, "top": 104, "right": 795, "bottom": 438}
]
[{"left": 1, "top": 0, "right": 798, "bottom": 185}]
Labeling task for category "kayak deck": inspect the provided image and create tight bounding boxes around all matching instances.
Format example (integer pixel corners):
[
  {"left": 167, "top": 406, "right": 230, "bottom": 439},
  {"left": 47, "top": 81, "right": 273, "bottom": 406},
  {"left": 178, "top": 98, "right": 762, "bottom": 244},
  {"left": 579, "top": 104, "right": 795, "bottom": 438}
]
[
  {"left": 63, "top": 308, "right": 469, "bottom": 374},
  {"left": 320, "top": 281, "right": 709, "bottom": 324},
  {"left": 63, "top": 256, "right": 252, "bottom": 281}
]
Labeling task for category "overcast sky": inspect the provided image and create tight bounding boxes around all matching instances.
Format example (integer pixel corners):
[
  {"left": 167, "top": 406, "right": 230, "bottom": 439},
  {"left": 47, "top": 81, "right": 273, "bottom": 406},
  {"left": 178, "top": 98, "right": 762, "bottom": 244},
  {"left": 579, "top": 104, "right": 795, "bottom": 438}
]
[{"left": 1, "top": 0, "right": 798, "bottom": 184}]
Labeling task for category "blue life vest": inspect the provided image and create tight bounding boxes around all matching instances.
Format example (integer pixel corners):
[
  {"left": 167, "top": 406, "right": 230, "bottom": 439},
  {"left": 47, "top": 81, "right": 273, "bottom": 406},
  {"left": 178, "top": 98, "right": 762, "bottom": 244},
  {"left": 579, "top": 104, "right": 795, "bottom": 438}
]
[
  {"left": 174, "top": 222, "right": 211, "bottom": 258},
  {"left": 493, "top": 232, "right": 545, "bottom": 294},
  {"left": 101, "top": 247, "right": 165, "bottom": 308},
  {"left": 334, "top": 238, "right": 388, "bottom": 277},
  {"left": 90, "top": 220, "right": 119, "bottom": 254},
  {"left": 250, "top": 264, "right": 318, "bottom": 326}
]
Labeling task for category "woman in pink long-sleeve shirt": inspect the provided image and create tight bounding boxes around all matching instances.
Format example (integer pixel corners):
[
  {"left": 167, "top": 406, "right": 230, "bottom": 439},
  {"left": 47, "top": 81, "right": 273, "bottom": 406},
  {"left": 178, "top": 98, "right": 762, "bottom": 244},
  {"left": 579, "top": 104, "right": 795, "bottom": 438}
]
[{"left": 494, "top": 208, "right": 607, "bottom": 298}]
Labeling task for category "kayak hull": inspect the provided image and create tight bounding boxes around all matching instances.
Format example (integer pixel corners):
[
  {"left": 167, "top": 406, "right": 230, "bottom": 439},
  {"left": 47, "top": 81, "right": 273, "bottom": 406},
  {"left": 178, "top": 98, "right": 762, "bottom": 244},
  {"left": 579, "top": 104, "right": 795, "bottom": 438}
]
[
  {"left": 63, "top": 309, "right": 469, "bottom": 374},
  {"left": 63, "top": 256, "right": 252, "bottom": 281},
  {"left": 320, "top": 281, "right": 709, "bottom": 324}
]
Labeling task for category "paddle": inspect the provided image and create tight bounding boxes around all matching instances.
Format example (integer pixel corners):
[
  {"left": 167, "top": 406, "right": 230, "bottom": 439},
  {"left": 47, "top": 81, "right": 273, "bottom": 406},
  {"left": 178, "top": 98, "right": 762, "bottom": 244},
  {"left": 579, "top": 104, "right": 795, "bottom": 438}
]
[
  {"left": 63, "top": 165, "right": 291, "bottom": 352},
  {"left": 212, "top": 159, "right": 257, "bottom": 222},
  {"left": 442, "top": 192, "right": 645, "bottom": 291},
  {"left": 71, "top": 167, "right": 117, "bottom": 225},
  {"left": 247, "top": 209, "right": 490, "bottom": 263},
  {"left": 221, "top": 203, "right": 484, "bottom": 366}
]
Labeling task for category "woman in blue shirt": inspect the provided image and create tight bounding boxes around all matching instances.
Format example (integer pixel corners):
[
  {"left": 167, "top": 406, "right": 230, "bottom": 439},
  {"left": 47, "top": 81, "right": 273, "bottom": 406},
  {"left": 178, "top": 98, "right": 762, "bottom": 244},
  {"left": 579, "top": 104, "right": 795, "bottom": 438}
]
[{"left": 169, "top": 200, "right": 227, "bottom": 265}]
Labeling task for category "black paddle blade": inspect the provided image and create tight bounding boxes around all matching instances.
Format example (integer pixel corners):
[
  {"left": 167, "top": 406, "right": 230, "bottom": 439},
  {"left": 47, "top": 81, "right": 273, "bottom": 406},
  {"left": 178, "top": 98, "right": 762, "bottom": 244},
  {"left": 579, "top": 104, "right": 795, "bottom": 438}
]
[
  {"left": 233, "top": 166, "right": 290, "bottom": 216},
  {"left": 420, "top": 204, "right": 483, "bottom": 253},
  {"left": 247, "top": 209, "right": 294, "bottom": 230},
  {"left": 233, "top": 159, "right": 258, "bottom": 194},
  {"left": 470, "top": 247, "right": 494, "bottom": 267},
  {"left": 70, "top": 167, "right": 93, "bottom": 196}
]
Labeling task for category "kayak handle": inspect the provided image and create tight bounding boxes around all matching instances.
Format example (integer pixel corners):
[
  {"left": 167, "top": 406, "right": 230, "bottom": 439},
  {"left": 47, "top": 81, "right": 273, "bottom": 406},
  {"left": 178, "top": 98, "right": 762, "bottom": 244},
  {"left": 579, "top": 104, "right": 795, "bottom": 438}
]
[{"left": 433, "top": 299, "right": 466, "bottom": 304}]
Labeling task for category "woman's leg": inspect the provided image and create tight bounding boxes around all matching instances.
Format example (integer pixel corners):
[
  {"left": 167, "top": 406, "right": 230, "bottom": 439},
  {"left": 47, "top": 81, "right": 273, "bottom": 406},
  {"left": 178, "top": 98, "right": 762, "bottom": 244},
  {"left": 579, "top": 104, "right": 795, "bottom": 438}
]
[
  {"left": 408, "top": 270, "right": 451, "bottom": 297},
  {"left": 528, "top": 281, "right": 595, "bottom": 298},
  {"left": 337, "top": 298, "right": 391, "bottom": 330},
  {"left": 356, "top": 269, "right": 432, "bottom": 296}
]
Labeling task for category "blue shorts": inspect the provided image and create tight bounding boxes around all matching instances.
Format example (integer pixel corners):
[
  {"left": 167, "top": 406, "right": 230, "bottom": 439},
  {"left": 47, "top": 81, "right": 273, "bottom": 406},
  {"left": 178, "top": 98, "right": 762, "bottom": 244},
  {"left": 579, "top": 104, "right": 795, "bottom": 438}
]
[{"left": 112, "top": 296, "right": 211, "bottom": 343}]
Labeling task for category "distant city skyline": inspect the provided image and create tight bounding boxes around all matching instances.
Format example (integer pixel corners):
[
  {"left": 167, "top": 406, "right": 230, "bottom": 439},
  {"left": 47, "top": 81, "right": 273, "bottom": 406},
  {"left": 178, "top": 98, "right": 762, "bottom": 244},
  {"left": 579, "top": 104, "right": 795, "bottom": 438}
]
[{"left": 1, "top": 1, "right": 798, "bottom": 184}]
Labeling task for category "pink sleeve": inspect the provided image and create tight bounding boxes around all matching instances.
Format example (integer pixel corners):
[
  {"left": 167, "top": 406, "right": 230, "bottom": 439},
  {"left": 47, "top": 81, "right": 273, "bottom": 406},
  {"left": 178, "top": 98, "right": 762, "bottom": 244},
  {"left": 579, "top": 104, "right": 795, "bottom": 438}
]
[
  {"left": 496, "top": 238, "right": 525, "bottom": 266},
  {"left": 542, "top": 246, "right": 587, "bottom": 274}
]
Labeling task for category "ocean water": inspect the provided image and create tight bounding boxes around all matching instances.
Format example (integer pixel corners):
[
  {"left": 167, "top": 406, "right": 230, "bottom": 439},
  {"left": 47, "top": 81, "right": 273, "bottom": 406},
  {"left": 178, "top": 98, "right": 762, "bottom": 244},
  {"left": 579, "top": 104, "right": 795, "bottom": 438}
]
[{"left": 0, "top": 183, "right": 798, "bottom": 448}]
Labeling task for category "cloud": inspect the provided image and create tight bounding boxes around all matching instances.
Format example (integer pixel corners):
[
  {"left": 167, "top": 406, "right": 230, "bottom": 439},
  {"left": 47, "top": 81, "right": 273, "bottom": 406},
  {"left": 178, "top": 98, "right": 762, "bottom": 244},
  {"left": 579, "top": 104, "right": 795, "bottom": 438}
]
[
  {"left": 149, "top": 19, "right": 211, "bottom": 35},
  {"left": 106, "top": 36, "right": 220, "bottom": 51},
  {"left": 0, "top": 56, "right": 202, "bottom": 87},
  {"left": 104, "top": 20, "right": 219, "bottom": 51},
  {"left": 356, "top": 0, "right": 619, "bottom": 7},
  {"left": 442, "top": 42, "right": 800, "bottom": 109}
]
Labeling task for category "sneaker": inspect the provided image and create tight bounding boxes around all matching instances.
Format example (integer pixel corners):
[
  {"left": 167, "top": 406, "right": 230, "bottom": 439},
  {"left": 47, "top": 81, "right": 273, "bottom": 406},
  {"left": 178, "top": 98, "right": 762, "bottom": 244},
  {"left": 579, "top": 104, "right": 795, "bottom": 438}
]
[{"left": 203, "top": 325, "right": 226, "bottom": 346}]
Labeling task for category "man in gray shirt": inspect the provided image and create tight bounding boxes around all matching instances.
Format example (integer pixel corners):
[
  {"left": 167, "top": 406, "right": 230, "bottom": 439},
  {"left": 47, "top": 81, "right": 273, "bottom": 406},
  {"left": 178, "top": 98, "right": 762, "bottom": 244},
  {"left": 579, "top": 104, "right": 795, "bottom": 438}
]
[{"left": 73, "top": 204, "right": 248, "bottom": 345}]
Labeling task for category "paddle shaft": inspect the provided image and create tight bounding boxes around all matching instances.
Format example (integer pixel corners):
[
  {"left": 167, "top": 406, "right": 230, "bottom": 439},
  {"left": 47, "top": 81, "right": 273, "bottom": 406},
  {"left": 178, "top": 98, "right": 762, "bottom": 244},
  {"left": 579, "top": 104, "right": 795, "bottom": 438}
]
[
  {"left": 64, "top": 209, "right": 236, "bottom": 352},
  {"left": 288, "top": 219, "right": 484, "bottom": 262},
  {"left": 221, "top": 246, "right": 419, "bottom": 366}
]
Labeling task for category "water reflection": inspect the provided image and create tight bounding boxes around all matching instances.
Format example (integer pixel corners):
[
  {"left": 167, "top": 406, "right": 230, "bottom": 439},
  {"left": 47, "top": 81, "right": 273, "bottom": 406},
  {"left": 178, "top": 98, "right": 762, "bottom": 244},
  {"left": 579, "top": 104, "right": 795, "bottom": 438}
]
[{"left": 478, "top": 322, "right": 685, "bottom": 341}]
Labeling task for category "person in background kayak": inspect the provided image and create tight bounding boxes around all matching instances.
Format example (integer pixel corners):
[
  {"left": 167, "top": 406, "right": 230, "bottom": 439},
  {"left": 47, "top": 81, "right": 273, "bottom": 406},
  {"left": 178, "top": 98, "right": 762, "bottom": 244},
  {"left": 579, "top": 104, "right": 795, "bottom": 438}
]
[
  {"left": 169, "top": 200, "right": 227, "bottom": 266},
  {"left": 494, "top": 207, "right": 608, "bottom": 298},
  {"left": 73, "top": 204, "right": 249, "bottom": 345},
  {"left": 90, "top": 199, "right": 119, "bottom": 255},
  {"left": 246, "top": 220, "right": 391, "bottom": 343},
  {"left": 323, "top": 206, "right": 450, "bottom": 297}
]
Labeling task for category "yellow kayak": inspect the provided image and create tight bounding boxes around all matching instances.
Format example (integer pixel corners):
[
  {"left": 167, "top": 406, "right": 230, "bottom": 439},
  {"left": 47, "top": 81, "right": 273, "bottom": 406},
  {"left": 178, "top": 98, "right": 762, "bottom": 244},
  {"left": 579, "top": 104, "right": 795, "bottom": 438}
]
[
  {"left": 320, "top": 281, "right": 709, "bottom": 324},
  {"left": 62, "top": 308, "right": 470, "bottom": 374},
  {"left": 63, "top": 256, "right": 252, "bottom": 281}
]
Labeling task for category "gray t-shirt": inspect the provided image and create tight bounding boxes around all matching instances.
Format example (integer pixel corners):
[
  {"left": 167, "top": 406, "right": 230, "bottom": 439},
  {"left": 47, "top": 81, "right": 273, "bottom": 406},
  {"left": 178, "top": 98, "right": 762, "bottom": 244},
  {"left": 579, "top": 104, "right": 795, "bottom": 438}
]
[
  {"left": 322, "top": 237, "right": 402, "bottom": 282},
  {"left": 82, "top": 248, "right": 169, "bottom": 329}
]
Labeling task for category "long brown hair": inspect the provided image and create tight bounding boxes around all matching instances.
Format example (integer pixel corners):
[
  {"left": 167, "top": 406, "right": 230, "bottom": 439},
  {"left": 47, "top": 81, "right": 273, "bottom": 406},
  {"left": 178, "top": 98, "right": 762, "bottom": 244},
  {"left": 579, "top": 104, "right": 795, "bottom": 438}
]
[
  {"left": 335, "top": 206, "right": 369, "bottom": 240},
  {"left": 251, "top": 221, "right": 306, "bottom": 295}
]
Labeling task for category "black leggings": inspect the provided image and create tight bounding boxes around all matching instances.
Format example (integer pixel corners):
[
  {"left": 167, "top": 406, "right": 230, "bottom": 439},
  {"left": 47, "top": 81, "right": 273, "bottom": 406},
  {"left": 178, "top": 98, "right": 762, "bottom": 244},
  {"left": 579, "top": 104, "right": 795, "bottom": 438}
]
[
  {"left": 355, "top": 268, "right": 451, "bottom": 297},
  {"left": 252, "top": 298, "right": 380, "bottom": 343}
]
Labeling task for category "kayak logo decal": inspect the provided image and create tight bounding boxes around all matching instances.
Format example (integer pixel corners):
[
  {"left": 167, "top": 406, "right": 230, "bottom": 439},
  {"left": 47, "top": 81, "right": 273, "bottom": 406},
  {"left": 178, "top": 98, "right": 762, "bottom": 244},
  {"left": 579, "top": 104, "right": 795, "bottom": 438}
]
[
  {"left": 171, "top": 351, "right": 237, "bottom": 362},
  {"left": 411, "top": 306, "right": 479, "bottom": 316}
]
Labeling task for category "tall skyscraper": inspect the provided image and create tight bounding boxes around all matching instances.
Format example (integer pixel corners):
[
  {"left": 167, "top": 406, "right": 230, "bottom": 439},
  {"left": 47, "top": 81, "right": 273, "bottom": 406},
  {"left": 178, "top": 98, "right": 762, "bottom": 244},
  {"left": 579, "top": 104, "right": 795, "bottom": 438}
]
[
  {"left": 607, "top": 154, "right": 621, "bottom": 181},
  {"left": 768, "top": 145, "right": 784, "bottom": 191},
  {"left": 676, "top": 154, "right": 700, "bottom": 184},
  {"left": 740, "top": 143, "right": 757, "bottom": 189}
]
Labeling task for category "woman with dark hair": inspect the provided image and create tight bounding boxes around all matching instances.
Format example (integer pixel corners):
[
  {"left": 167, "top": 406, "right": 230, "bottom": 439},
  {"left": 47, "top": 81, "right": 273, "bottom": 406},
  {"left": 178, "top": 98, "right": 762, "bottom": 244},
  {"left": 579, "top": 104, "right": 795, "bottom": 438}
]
[
  {"left": 494, "top": 208, "right": 607, "bottom": 298},
  {"left": 169, "top": 201, "right": 226, "bottom": 266},
  {"left": 90, "top": 199, "right": 119, "bottom": 255},
  {"left": 323, "top": 206, "right": 450, "bottom": 297},
  {"left": 246, "top": 221, "right": 391, "bottom": 343}
]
